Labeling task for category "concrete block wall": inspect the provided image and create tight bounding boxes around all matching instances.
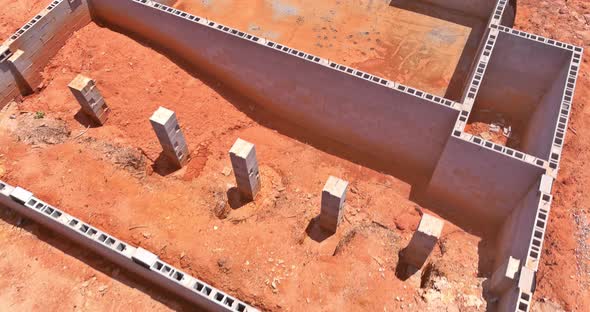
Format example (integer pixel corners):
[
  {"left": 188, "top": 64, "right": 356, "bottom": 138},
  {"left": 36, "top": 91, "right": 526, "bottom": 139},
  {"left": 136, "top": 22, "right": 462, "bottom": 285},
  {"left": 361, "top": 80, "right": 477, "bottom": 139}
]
[
  {"left": 427, "top": 132, "right": 546, "bottom": 225},
  {"left": 0, "top": 180, "right": 258, "bottom": 312},
  {"left": 88, "top": 0, "right": 461, "bottom": 179},
  {"left": 0, "top": 1, "right": 583, "bottom": 311},
  {"left": 0, "top": 0, "right": 91, "bottom": 108},
  {"left": 447, "top": 5, "right": 582, "bottom": 311},
  {"left": 497, "top": 174, "right": 553, "bottom": 273},
  {"left": 418, "top": 0, "right": 497, "bottom": 20}
]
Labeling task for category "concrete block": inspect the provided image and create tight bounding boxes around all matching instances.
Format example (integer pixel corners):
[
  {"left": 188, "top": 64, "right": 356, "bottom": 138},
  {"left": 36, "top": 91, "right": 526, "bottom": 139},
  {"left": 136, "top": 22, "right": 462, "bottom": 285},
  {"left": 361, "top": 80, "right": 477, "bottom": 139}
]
[
  {"left": 132, "top": 247, "right": 158, "bottom": 269},
  {"left": 539, "top": 174, "right": 553, "bottom": 194},
  {"left": 319, "top": 176, "right": 348, "bottom": 232},
  {"left": 518, "top": 266, "right": 536, "bottom": 294},
  {"left": 7, "top": 49, "right": 40, "bottom": 95},
  {"left": 490, "top": 256, "right": 520, "bottom": 295},
  {"left": 150, "top": 106, "right": 190, "bottom": 168},
  {"left": 229, "top": 138, "right": 261, "bottom": 201},
  {"left": 9, "top": 186, "right": 33, "bottom": 204},
  {"left": 403, "top": 213, "right": 444, "bottom": 268},
  {"left": 68, "top": 74, "right": 110, "bottom": 125}
]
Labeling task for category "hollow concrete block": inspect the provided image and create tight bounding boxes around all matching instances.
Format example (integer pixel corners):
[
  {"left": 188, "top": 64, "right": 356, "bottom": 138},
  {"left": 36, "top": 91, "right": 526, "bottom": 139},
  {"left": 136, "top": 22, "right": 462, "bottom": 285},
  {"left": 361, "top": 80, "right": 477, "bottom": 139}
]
[
  {"left": 9, "top": 186, "right": 33, "bottom": 204},
  {"left": 132, "top": 247, "right": 158, "bottom": 268},
  {"left": 229, "top": 138, "right": 260, "bottom": 201},
  {"left": 518, "top": 266, "right": 536, "bottom": 294},
  {"left": 319, "top": 176, "right": 348, "bottom": 232},
  {"left": 68, "top": 74, "right": 110, "bottom": 125},
  {"left": 150, "top": 106, "right": 190, "bottom": 168},
  {"left": 8, "top": 49, "right": 41, "bottom": 95},
  {"left": 403, "top": 213, "right": 444, "bottom": 268},
  {"left": 490, "top": 256, "right": 520, "bottom": 295}
]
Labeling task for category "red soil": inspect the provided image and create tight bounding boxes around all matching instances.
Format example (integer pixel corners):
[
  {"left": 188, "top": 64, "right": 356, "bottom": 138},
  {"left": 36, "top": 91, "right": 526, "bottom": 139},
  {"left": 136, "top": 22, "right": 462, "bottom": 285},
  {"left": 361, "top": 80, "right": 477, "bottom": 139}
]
[{"left": 0, "top": 0, "right": 588, "bottom": 311}]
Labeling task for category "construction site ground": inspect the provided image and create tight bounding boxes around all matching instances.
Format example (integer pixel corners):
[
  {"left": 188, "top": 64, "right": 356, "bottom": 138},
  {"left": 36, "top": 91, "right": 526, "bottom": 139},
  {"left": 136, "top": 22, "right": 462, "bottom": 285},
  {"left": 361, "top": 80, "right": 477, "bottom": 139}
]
[{"left": 0, "top": 0, "right": 589, "bottom": 311}]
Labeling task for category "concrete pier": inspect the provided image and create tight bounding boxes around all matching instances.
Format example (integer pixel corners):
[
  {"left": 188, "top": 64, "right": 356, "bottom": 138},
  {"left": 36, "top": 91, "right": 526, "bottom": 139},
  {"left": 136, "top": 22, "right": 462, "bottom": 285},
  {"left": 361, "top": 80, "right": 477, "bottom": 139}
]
[
  {"left": 402, "top": 213, "right": 444, "bottom": 268},
  {"left": 229, "top": 138, "right": 260, "bottom": 201},
  {"left": 68, "top": 74, "right": 110, "bottom": 125},
  {"left": 319, "top": 176, "right": 349, "bottom": 233},
  {"left": 149, "top": 106, "right": 190, "bottom": 168}
]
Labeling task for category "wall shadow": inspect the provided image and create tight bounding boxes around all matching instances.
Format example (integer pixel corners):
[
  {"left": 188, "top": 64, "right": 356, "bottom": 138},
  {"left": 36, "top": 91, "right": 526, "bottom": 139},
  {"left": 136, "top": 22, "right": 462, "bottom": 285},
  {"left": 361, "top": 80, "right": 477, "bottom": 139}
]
[
  {"left": 389, "top": 0, "right": 488, "bottom": 102},
  {"left": 0, "top": 206, "right": 201, "bottom": 312}
]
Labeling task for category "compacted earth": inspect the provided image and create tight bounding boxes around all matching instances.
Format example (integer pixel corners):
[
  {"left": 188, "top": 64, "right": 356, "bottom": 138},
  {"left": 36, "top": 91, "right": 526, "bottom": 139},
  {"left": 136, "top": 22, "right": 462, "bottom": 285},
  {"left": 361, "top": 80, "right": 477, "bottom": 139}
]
[{"left": 0, "top": 1, "right": 588, "bottom": 311}]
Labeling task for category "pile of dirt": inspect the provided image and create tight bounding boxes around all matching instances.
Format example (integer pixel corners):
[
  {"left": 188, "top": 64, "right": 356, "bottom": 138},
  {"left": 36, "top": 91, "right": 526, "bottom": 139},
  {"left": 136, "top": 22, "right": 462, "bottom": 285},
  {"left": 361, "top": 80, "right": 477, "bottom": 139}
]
[
  {"left": 13, "top": 112, "right": 71, "bottom": 145},
  {"left": 80, "top": 137, "right": 147, "bottom": 178}
]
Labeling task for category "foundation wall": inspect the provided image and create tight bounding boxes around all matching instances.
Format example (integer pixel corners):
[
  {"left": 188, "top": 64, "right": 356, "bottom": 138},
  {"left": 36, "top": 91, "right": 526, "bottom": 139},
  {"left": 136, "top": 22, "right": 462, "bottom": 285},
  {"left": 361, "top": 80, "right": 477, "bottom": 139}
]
[
  {"left": 475, "top": 32, "right": 571, "bottom": 121},
  {"left": 88, "top": 0, "right": 460, "bottom": 177},
  {"left": 0, "top": 0, "right": 91, "bottom": 107},
  {"left": 0, "top": 52, "right": 20, "bottom": 105},
  {"left": 0, "top": 1, "right": 584, "bottom": 312},
  {"left": 0, "top": 180, "right": 257, "bottom": 312},
  {"left": 427, "top": 135, "right": 546, "bottom": 224},
  {"left": 496, "top": 178, "right": 552, "bottom": 271},
  {"left": 520, "top": 64, "right": 569, "bottom": 161},
  {"left": 420, "top": 0, "right": 497, "bottom": 19}
]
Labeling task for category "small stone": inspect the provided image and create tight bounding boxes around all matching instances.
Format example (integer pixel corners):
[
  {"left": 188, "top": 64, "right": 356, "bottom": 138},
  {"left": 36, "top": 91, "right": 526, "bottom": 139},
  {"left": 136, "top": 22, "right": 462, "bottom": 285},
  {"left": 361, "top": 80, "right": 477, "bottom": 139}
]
[
  {"left": 98, "top": 285, "right": 108, "bottom": 293},
  {"left": 221, "top": 167, "right": 232, "bottom": 176}
]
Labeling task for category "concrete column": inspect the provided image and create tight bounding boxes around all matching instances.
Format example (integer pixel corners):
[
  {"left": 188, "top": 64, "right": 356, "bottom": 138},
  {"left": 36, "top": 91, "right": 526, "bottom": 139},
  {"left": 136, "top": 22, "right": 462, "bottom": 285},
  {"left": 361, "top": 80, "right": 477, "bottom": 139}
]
[
  {"left": 68, "top": 74, "right": 110, "bottom": 125},
  {"left": 149, "top": 106, "right": 190, "bottom": 168},
  {"left": 402, "top": 213, "right": 444, "bottom": 268},
  {"left": 490, "top": 256, "right": 520, "bottom": 295},
  {"left": 8, "top": 49, "right": 41, "bottom": 95},
  {"left": 229, "top": 138, "right": 261, "bottom": 201},
  {"left": 319, "top": 176, "right": 349, "bottom": 233}
]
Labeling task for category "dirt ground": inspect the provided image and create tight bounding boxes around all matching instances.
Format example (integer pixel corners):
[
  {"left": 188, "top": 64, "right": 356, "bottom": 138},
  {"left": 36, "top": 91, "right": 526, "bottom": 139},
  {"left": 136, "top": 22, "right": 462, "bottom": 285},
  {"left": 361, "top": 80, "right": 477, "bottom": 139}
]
[
  {"left": 0, "top": 0, "right": 588, "bottom": 312},
  {"left": 175, "top": 0, "right": 484, "bottom": 101}
]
